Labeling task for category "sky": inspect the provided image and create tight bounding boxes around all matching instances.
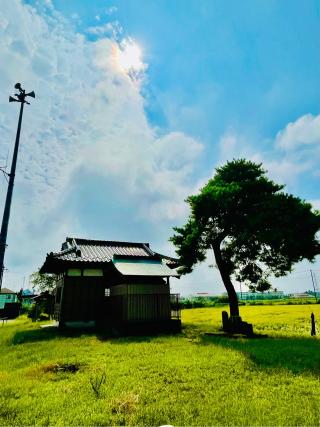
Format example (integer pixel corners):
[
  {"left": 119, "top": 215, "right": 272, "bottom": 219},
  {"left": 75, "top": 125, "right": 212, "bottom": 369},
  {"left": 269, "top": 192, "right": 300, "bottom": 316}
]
[{"left": 0, "top": 0, "right": 320, "bottom": 294}]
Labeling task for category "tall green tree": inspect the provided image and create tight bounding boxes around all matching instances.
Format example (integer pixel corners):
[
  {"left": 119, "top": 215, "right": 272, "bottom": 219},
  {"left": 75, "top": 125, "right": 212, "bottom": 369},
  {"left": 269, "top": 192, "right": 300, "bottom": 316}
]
[{"left": 171, "top": 159, "right": 320, "bottom": 318}]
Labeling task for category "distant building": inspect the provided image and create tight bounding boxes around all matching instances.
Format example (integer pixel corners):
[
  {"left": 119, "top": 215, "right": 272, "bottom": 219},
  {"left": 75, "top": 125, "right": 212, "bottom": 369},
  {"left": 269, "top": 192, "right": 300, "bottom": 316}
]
[
  {"left": 0, "top": 288, "right": 20, "bottom": 318},
  {"left": 0, "top": 288, "right": 18, "bottom": 309},
  {"left": 237, "top": 291, "right": 285, "bottom": 300},
  {"left": 306, "top": 290, "right": 320, "bottom": 298},
  {"left": 288, "top": 292, "right": 312, "bottom": 299},
  {"left": 40, "top": 237, "right": 181, "bottom": 334}
]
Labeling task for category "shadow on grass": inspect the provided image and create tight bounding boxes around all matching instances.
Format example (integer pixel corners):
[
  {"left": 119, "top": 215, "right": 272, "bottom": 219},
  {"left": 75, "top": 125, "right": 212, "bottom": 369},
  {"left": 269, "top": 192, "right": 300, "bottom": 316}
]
[
  {"left": 11, "top": 325, "right": 171, "bottom": 345},
  {"left": 11, "top": 326, "right": 95, "bottom": 345},
  {"left": 197, "top": 325, "right": 320, "bottom": 375},
  {"left": 14, "top": 322, "right": 320, "bottom": 376}
]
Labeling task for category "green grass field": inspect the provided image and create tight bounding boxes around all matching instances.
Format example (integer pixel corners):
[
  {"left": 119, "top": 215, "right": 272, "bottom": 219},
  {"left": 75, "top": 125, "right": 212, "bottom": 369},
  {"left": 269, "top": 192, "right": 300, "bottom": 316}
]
[{"left": 1, "top": 305, "right": 320, "bottom": 426}]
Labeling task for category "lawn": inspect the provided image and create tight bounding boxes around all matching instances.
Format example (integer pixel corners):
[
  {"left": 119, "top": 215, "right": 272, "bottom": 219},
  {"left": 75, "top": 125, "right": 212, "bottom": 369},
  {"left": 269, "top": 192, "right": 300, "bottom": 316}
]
[{"left": 0, "top": 305, "right": 320, "bottom": 426}]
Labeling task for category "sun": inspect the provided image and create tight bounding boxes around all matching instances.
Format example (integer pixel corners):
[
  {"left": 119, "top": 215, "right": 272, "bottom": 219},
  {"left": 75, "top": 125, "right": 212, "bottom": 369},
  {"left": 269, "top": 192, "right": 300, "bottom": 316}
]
[{"left": 115, "top": 39, "right": 146, "bottom": 75}]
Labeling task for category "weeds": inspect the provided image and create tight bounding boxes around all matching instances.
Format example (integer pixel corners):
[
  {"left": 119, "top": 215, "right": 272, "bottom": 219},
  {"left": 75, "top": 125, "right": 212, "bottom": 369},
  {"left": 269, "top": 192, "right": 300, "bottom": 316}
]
[
  {"left": 89, "top": 369, "right": 107, "bottom": 398},
  {"left": 111, "top": 392, "right": 139, "bottom": 415}
]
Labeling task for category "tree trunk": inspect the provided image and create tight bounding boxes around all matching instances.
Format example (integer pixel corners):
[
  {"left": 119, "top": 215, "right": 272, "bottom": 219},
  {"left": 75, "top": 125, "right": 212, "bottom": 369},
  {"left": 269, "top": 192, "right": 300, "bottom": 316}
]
[{"left": 212, "top": 244, "right": 239, "bottom": 317}]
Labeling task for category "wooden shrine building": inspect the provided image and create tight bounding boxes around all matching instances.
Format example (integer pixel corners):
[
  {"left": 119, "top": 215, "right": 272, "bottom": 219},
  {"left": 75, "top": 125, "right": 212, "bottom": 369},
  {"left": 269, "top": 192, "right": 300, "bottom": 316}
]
[{"left": 40, "top": 237, "right": 181, "bottom": 334}]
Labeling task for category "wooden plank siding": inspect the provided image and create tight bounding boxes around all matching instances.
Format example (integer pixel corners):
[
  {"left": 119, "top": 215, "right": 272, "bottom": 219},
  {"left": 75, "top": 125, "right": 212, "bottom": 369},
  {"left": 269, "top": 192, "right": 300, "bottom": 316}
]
[
  {"left": 60, "top": 277, "right": 105, "bottom": 322},
  {"left": 107, "top": 283, "right": 171, "bottom": 322},
  {"left": 126, "top": 294, "right": 170, "bottom": 321},
  {"left": 110, "top": 283, "right": 169, "bottom": 296},
  {"left": 105, "top": 293, "right": 179, "bottom": 322},
  {"left": 54, "top": 276, "right": 180, "bottom": 325},
  {"left": 53, "top": 275, "right": 64, "bottom": 321}
]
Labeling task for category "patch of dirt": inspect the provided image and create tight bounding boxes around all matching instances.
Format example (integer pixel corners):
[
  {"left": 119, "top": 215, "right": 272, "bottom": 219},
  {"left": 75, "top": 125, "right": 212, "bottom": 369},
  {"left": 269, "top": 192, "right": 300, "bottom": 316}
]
[{"left": 43, "top": 363, "right": 80, "bottom": 373}]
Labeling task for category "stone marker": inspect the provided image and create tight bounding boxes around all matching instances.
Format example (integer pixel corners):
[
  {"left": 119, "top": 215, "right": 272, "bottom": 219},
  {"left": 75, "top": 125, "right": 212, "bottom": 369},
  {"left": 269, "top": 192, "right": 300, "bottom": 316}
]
[{"left": 311, "top": 312, "right": 316, "bottom": 336}]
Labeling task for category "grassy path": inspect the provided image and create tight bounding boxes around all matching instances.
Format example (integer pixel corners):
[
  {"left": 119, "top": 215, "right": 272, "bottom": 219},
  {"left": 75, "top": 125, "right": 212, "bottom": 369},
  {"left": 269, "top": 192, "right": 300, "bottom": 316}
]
[{"left": 0, "top": 305, "right": 320, "bottom": 426}]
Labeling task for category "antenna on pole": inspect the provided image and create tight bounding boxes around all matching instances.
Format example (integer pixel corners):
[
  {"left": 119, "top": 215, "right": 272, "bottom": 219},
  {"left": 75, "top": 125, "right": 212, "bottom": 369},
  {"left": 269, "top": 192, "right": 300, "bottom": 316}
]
[{"left": 0, "top": 83, "right": 35, "bottom": 292}]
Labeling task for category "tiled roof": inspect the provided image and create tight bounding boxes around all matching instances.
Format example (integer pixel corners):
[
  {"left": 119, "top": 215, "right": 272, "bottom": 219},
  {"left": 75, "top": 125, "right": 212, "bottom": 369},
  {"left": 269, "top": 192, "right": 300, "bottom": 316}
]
[
  {"left": 40, "top": 237, "right": 179, "bottom": 274},
  {"left": 154, "top": 252, "right": 179, "bottom": 267},
  {"left": 50, "top": 237, "right": 155, "bottom": 263},
  {"left": 0, "top": 287, "right": 16, "bottom": 294}
]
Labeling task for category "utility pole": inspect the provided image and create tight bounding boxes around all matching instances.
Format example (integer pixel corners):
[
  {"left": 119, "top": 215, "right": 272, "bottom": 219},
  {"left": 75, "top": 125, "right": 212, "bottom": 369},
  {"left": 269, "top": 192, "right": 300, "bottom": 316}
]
[
  {"left": 0, "top": 83, "right": 35, "bottom": 291},
  {"left": 310, "top": 269, "right": 318, "bottom": 303}
]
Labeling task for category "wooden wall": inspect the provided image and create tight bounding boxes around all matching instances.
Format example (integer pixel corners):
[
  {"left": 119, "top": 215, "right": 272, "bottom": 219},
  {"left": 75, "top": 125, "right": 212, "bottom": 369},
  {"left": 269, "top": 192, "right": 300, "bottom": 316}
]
[
  {"left": 55, "top": 274, "right": 172, "bottom": 324},
  {"left": 110, "top": 283, "right": 169, "bottom": 296},
  {"left": 59, "top": 276, "right": 105, "bottom": 322},
  {"left": 109, "top": 283, "right": 171, "bottom": 322}
]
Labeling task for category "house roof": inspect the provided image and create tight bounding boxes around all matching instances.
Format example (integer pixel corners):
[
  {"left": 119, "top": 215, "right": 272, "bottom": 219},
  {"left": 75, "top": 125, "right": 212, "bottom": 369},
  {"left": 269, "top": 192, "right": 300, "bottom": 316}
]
[
  {"left": 40, "top": 237, "right": 179, "bottom": 274},
  {"left": 56, "top": 237, "right": 154, "bottom": 262},
  {"left": 0, "top": 288, "right": 16, "bottom": 294},
  {"left": 113, "top": 258, "right": 178, "bottom": 277}
]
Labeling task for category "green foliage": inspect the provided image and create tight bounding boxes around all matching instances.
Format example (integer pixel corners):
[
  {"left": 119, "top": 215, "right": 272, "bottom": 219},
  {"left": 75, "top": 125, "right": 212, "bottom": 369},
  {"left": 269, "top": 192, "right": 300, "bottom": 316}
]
[
  {"left": 216, "top": 294, "right": 230, "bottom": 304},
  {"left": 30, "top": 271, "right": 57, "bottom": 293},
  {"left": 180, "top": 296, "right": 320, "bottom": 309},
  {"left": 180, "top": 295, "right": 232, "bottom": 309},
  {"left": 26, "top": 303, "right": 37, "bottom": 320},
  {"left": 171, "top": 159, "right": 320, "bottom": 293},
  {"left": 180, "top": 296, "right": 217, "bottom": 308},
  {"left": 27, "top": 301, "right": 51, "bottom": 321},
  {"left": 1, "top": 308, "right": 320, "bottom": 426},
  {"left": 20, "top": 303, "right": 30, "bottom": 314}
]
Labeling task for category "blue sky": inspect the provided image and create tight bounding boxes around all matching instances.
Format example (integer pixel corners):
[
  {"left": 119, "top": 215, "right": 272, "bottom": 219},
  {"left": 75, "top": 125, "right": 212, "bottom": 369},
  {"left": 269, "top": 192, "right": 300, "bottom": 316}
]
[{"left": 0, "top": 0, "right": 320, "bottom": 294}]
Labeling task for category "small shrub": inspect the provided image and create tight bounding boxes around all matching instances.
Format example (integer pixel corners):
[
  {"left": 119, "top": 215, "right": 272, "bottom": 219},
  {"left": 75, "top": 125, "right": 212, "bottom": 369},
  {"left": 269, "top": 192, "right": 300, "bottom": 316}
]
[
  {"left": 180, "top": 296, "right": 218, "bottom": 309},
  {"left": 20, "top": 303, "right": 30, "bottom": 314},
  {"left": 39, "top": 313, "right": 50, "bottom": 321},
  {"left": 27, "top": 302, "right": 51, "bottom": 321},
  {"left": 27, "top": 304, "right": 37, "bottom": 320},
  {"left": 27, "top": 303, "right": 47, "bottom": 321},
  {"left": 216, "top": 295, "right": 229, "bottom": 303}
]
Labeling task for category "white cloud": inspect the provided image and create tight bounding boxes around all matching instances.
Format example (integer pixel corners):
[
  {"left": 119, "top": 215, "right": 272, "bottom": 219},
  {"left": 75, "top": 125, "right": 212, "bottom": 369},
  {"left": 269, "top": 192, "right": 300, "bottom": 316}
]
[
  {"left": 86, "top": 21, "right": 122, "bottom": 39},
  {"left": 217, "top": 132, "right": 253, "bottom": 165},
  {"left": 261, "top": 158, "right": 311, "bottom": 186},
  {"left": 218, "top": 134, "right": 238, "bottom": 163},
  {"left": 69, "top": 38, "right": 203, "bottom": 222},
  {"left": 276, "top": 114, "right": 320, "bottom": 150},
  {"left": 217, "top": 115, "right": 320, "bottom": 187},
  {"left": 0, "top": 0, "right": 204, "bottom": 288}
]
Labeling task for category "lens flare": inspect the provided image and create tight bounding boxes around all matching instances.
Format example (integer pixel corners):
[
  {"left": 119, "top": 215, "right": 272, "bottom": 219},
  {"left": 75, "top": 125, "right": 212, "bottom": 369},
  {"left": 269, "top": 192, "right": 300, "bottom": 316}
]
[{"left": 116, "top": 39, "right": 146, "bottom": 75}]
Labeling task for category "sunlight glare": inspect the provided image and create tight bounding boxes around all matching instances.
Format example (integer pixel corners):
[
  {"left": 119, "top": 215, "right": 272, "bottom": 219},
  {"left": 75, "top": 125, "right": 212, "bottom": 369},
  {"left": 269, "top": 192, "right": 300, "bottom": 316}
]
[{"left": 116, "top": 39, "right": 146, "bottom": 74}]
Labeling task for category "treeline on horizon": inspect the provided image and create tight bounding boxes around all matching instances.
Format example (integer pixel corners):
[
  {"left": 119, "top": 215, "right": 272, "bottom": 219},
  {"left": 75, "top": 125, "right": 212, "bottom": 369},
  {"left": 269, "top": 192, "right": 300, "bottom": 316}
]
[{"left": 180, "top": 295, "right": 320, "bottom": 309}]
